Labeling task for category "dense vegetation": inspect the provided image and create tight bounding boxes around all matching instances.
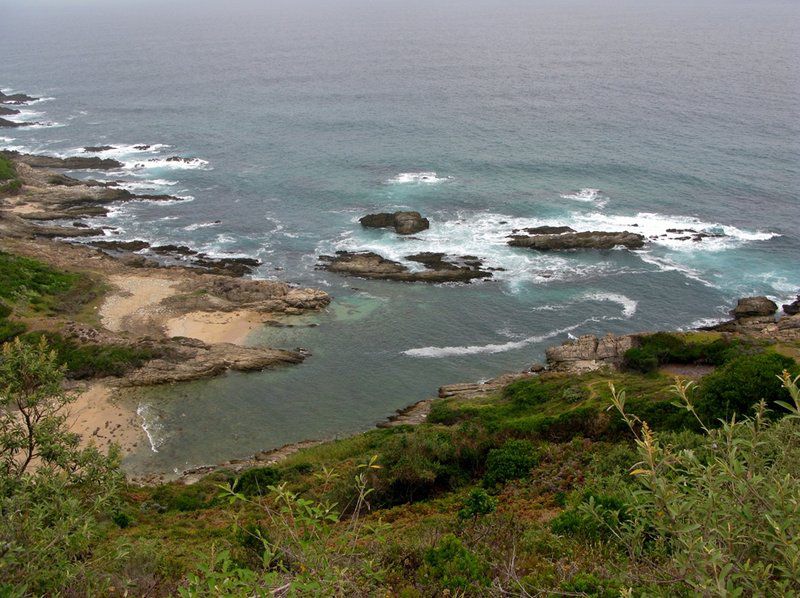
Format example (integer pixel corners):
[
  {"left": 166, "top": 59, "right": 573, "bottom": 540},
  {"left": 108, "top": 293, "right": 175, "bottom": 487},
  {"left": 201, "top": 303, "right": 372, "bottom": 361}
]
[{"left": 1, "top": 327, "right": 797, "bottom": 595}]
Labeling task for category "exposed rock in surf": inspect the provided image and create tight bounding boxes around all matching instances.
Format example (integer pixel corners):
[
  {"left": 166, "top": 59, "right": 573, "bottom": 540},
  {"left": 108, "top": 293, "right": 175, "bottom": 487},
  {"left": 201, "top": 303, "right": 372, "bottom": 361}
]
[
  {"left": 545, "top": 333, "right": 638, "bottom": 374},
  {"left": 0, "top": 117, "right": 28, "bottom": 128},
  {"left": 83, "top": 145, "right": 116, "bottom": 153},
  {"left": 2, "top": 150, "right": 122, "bottom": 170},
  {"left": 191, "top": 256, "right": 261, "bottom": 277},
  {"left": 90, "top": 240, "right": 151, "bottom": 252},
  {"left": 359, "top": 211, "right": 430, "bottom": 235},
  {"left": 318, "top": 251, "right": 492, "bottom": 283},
  {"left": 151, "top": 244, "right": 197, "bottom": 257},
  {"left": 783, "top": 295, "right": 800, "bottom": 316},
  {"left": 0, "top": 90, "right": 38, "bottom": 104},
  {"left": 508, "top": 230, "right": 645, "bottom": 250},
  {"left": 0, "top": 106, "right": 20, "bottom": 116},
  {"left": 731, "top": 296, "right": 778, "bottom": 319},
  {"left": 513, "top": 225, "right": 576, "bottom": 235}
]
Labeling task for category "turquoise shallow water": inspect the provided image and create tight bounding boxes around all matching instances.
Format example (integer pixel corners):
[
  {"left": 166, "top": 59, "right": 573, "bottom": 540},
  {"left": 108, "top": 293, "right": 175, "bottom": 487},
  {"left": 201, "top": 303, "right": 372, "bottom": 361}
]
[{"left": 1, "top": 0, "right": 798, "bottom": 474}]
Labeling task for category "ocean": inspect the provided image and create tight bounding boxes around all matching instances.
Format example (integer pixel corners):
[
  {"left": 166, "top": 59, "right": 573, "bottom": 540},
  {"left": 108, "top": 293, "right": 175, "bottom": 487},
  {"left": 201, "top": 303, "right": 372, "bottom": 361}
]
[{"left": 2, "top": 0, "right": 798, "bottom": 475}]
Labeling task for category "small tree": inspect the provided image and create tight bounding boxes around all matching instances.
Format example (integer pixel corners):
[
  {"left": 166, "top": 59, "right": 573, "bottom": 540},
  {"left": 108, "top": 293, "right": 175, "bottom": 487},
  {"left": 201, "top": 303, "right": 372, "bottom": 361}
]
[{"left": 0, "top": 337, "right": 122, "bottom": 594}]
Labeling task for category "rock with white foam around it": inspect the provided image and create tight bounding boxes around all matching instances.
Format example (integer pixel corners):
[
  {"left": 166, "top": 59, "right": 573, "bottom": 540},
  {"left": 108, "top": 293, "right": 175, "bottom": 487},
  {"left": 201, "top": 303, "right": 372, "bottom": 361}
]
[
  {"left": 359, "top": 211, "right": 430, "bottom": 235},
  {"left": 508, "top": 230, "right": 645, "bottom": 250}
]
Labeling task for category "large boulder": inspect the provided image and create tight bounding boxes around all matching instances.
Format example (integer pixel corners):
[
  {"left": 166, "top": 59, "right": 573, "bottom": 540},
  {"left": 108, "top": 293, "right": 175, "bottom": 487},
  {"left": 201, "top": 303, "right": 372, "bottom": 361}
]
[
  {"left": 508, "top": 230, "right": 645, "bottom": 250},
  {"left": 359, "top": 211, "right": 430, "bottom": 235},
  {"left": 731, "top": 296, "right": 778, "bottom": 319}
]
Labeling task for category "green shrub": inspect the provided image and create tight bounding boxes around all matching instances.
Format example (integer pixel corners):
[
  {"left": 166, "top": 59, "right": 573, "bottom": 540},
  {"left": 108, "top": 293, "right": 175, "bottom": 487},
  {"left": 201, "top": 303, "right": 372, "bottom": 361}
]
[
  {"left": 623, "top": 333, "right": 749, "bottom": 373},
  {"left": 697, "top": 352, "right": 798, "bottom": 421},
  {"left": 561, "top": 573, "right": 619, "bottom": 598},
  {"left": 21, "top": 331, "right": 155, "bottom": 379},
  {"left": 483, "top": 439, "right": 538, "bottom": 487},
  {"left": 622, "top": 346, "right": 659, "bottom": 373},
  {"left": 457, "top": 488, "right": 497, "bottom": 520},
  {"left": 0, "top": 319, "right": 26, "bottom": 344},
  {"left": 503, "top": 378, "right": 551, "bottom": 407},
  {"left": 234, "top": 466, "right": 282, "bottom": 496},
  {"left": 421, "top": 534, "right": 488, "bottom": 591},
  {"left": 149, "top": 482, "right": 218, "bottom": 512},
  {"left": 599, "top": 376, "right": 800, "bottom": 594},
  {"left": 550, "top": 491, "right": 628, "bottom": 540}
]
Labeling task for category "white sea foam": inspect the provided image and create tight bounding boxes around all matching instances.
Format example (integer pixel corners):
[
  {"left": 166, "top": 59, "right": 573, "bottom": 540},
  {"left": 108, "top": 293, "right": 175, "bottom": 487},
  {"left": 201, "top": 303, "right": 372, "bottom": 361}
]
[
  {"left": 25, "top": 121, "right": 65, "bottom": 129},
  {"left": 122, "top": 156, "right": 210, "bottom": 171},
  {"left": 80, "top": 143, "right": 170, "bottom": 157},
  {"left": 560, "top": 188, "right": 607, "bottom": 206},
  {"left": 582, "top": 292, "right": 638, "bottom": 318},
  {"left": 403, "top": 318, "right": 597, "bottom": 358},
  {"left": 183, "top": 221, "right": 219, "bottom": 231},
  {"left": 387, "top": 171, "right": 451, "bottom": 184},
  {"left": 112, "top": 178, "right": 179, "bottom": 192},
  {"left": 684, "top": 317, "right": 728, "bottom": 330},
  {"left": 136, "top": 403, "right": 163, "bottom": 453}
]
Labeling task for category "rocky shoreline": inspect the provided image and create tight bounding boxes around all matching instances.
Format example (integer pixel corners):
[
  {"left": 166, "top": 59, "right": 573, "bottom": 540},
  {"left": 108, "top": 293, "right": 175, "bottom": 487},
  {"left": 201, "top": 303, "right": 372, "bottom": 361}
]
[{"left": 1, "top": 148, "right": 332, "bottom": 461}]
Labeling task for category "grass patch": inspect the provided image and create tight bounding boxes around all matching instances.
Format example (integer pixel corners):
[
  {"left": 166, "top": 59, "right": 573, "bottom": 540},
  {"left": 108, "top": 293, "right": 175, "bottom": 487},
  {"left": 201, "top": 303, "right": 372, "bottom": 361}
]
[{"left": 0, "top": 154, "right": 22, "bottom": 194}]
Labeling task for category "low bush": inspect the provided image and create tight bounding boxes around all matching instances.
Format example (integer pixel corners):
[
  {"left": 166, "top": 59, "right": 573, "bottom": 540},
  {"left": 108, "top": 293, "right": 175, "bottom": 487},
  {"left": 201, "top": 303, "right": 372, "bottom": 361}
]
[
  {"left": 21, "top": 331, "right": 156, "bottom": 379},
  {"left": 457, "top": 488, "right": 497, "bottom": 521},
  {"left": 623, "top": 332, "right": 748, "bottom": 373},
  {"left": 697, "top": 352, "right": 798, "bottom": 421},
  {"left": 234, "top": 466, "right": 282, "bottom": 496},
  {"left": 420, "top": 534, "right": 488, "bottom": 592},
  {"left": 503, "top": 378, "right": 551, "bottom": 407},
  {"left": 483, "top": 439, "right": 538, "bottom": 487},
  {"left": 550, "top": 490, "right": 629, "bottom": 540}
]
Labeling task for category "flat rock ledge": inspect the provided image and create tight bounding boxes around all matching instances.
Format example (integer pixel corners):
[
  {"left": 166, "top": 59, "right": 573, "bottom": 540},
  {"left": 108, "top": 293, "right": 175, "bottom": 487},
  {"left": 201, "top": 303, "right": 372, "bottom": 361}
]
[
  {"left": 508, "top": 230, "right": 645, "bottom": 250},
  {"left": 318, "top": 250, "right": 492, "bottom": 283},
  {"left": 359, "top": 211, "right": 430, "bottom": 235}
]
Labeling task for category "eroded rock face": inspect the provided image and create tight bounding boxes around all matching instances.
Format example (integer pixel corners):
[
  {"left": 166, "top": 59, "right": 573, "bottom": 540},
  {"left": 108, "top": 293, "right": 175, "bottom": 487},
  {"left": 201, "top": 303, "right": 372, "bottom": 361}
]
[
  {"left": 545, "top": 333, "right": 637, "bottom": 373},
  {"left": 359, "top": 211, "right": 430, "bottom": 235},
  {"left": 731, "top": 296, "right": 778, "bottom": 318},
  {"left": 318, "top": 251, "right": 492, "bottom": 283},
  {"left": 509, "top": 230, "right": 645, "bottom": 250}
]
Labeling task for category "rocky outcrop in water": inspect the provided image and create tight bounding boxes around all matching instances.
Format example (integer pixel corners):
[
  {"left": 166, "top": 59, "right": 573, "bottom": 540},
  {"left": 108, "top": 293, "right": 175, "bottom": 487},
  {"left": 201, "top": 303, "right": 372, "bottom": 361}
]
[
  {"left": 509, "top": 230, "right": 645, "bottom": 250},
  {"left": 318, "top": 251, "right": 492, "bottom": 283},
  {"left": 360, "top": 211, "right": 430, "bottom": 235},
  {"left": 0, "top": 106, "right": 20, "bottom": 116},
  {"left": 545, "top": 333, "right": 638, "bottom": 373},
  {"left": 784, "top": 295, "right": 800, "bottom": 316},
  {"left": 731, "top": 296, "right": 778, "bottom": 319},
  {"left": 2, "top": 150, "right": 122, "bottom": 170},
  {"left": 0, "top": 117, "right": 27, "bottom": 128},
  {"left": 83, "top": 145, "right": 116, "bottom": 153},
  {"left": 0, "top": 91, "right": 38, "bottom": 104}
]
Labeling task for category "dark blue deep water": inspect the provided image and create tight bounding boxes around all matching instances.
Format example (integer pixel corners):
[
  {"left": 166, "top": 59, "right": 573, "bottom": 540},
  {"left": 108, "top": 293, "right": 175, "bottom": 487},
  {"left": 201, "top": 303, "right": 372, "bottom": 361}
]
[{"left": 2, "top": 0, "right": 798, "bottom": 474}]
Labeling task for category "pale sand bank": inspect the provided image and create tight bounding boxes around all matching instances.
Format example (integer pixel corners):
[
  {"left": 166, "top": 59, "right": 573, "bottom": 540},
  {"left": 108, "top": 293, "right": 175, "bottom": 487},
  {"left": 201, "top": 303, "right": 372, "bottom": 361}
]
[
  {"left": 166, "top": 309, "right": 269, "bottom": 345},
  {"left": 68, "top": 383, "right": 144, "bottom": 455}
]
